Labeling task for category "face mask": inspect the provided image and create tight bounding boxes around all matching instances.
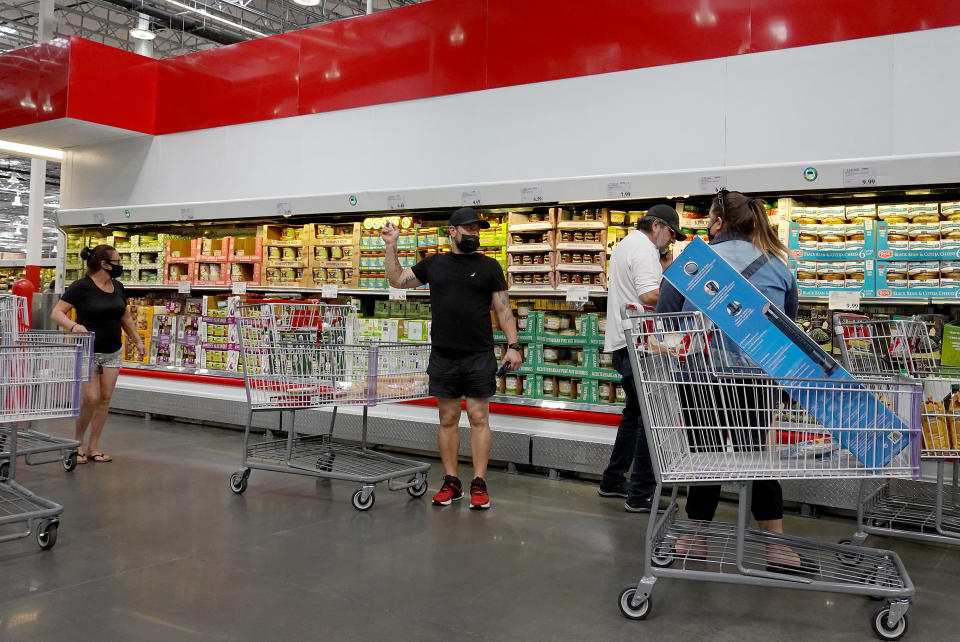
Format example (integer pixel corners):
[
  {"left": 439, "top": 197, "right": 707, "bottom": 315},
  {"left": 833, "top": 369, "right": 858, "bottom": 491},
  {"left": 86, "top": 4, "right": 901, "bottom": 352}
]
[
  {"left": 456, "top": 234, "right": 480, "bottom": 253},
  {"left": 707, "top": 219, "right": 719, "bottom": 242},
  {"left": 106, "top": 262, "right": 123, "bottom": 279}
]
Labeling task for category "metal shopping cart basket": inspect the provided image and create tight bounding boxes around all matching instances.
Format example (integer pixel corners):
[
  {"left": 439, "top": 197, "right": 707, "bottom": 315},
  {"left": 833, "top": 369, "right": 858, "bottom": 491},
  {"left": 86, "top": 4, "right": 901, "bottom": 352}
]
[
  {"left": 836, "top": 317, "right": 960, "bottom": 548},
  {"left": 229, "top": 301, "right": 432, "bottom": 511},
  {"left": 0, "top": 339, "right": 87, "bottom": 551},
  {"left": 617, "top": 310, "right": 922, "bottom": 641},
  {"left": 0, "top": 295, "right": 91, "bottom": 478}
]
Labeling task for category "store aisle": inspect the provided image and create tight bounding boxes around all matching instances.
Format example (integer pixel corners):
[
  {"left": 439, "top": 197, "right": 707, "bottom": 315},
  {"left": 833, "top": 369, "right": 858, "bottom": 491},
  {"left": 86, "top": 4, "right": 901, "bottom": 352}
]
[{"left": 0, "top": 414, "right": 958, "bottom": 641}]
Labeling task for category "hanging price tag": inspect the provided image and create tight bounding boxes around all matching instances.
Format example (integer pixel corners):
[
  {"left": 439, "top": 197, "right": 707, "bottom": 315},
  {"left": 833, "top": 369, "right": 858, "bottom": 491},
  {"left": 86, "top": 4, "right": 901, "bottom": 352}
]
[
  {"left": 177, "top": 281, "right": 191, "bottom": 294},
  {"left": 231, "top": 282, "right": 247, "bottom": 295},
  {"left": 461, "top": 190, "right": 482, "bottom": 206},
  {"left": 179, "top": 208, "right": 194, "bottom": 221},
  {"left": 521, "top": 185, "right": 544, "bottom": 203},
  {"left": 321, "top": 284, "right": 339, "bottom": 299},
  {"left": 698, "top": 175, "right": 727, "bottom": 193},
  {"left": 276, "top": 201, "right": 292, "bottom": 215},
  {"left": 606, "top": 181, "right": 632, "bottom": 199},
  {"left": 565, "top": 285, "right": 590, "bottom": 304},
  {"left": 828, "top": 290, "right": 860, "bottom": 311},
  {"left": 92, "top": 212, "right": 105, "bottom": 225},
  {"left": 387, "top": 194, "right": 406, "bottom": 210},
  {"left": 388, "top": 287, "right": 407, "bottom": 301},
  {"left": 842, "top": 167, "right": 877, "bottom": 187}
]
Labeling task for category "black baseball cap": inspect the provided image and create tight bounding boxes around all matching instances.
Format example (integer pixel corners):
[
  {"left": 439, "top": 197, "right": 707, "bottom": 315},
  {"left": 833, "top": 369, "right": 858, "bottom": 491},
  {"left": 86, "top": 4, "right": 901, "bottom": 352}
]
[
  {"left": 450, "top": 207, "right": 490, "bottom": 229},
  {"left": 645, "top": 204, "right": 686, "bottom": 241}
]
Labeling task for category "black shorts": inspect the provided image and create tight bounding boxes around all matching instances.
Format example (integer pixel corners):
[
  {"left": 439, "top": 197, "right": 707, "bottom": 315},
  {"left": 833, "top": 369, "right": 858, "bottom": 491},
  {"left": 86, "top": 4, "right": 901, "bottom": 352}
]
[{"left": 428, "top": 348, "right": 497, "bottom": 399}]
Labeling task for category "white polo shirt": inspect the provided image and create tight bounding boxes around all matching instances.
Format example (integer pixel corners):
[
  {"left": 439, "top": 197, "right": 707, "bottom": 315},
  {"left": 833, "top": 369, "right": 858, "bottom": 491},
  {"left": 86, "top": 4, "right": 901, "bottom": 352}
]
[{"left": 604, "top": 230, "right": 662, "bottom": 353}]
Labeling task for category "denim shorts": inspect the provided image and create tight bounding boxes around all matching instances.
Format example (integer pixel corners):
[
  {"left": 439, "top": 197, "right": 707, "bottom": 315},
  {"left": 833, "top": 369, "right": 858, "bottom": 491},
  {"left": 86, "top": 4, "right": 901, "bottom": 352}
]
[
  {"left": 93, "top": 349, "right": 123, "bottom": 373},
  {"left": 427, "top": 348, "right": 497, "bottom": 399}
]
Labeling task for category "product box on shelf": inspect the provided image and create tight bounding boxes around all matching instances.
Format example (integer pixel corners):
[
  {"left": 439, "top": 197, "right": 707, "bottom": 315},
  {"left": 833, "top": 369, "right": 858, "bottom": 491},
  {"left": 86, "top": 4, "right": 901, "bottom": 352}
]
[
  {"left": 228, "top": 237, "right": 263, "bottom": 261},
  {"left": 199, "top": 343, "right": 241, "bottom": 372},
  {"left": 265, "top": 244, "right": 308, "bottom": 267},
  {"left": 195, "top": 262, "right": 230, "bottom": 286},
  {"left": 506, "top": 209, "right": 555, "bottom": 232},
  {"left": 177, "top": 315, "right": 201, "bottom": 343},
  {"left": 507, "top": 270, "right": 555, "bottom": 290},
  {"left": 493, "top": 310, "right": 539, "bottom": 343},
  {"left": 790, "top": 260, "right": 876, "bottom": 297},
  {"left": 201, "top": 318, "right": 239, "bottom": 344},
  {"left": 261, "top": 265, "right": 310, "bottom": 289},
  {"left": 875, "top": 261, "right": 960, "bottom": 298},
  {"left": 680, "top": 205, "right": 710, "bottom": 230},
  {"left": 309, "top": 243, "right": 355, "bottom": 267},
  {"left": 478, "top": 225, "right": 507, "bottom": 248},
  {"left": 497, "top": 373, "right": 541, "bottom": 399},
  {"left": 556, "top": 207, "right": 609, "bottom": 229},
  {"left": 555, "top": 248, "right": 606, "bottom": 271},
  {"left": 262, "top": 224, "right": 306, "bottom": 247},
  {"left": 535, "top": 312, "right": 603, "bottom": 346},
  {"left": 596, "top": 380, "right": 628, "bottom": 405},
  {"left": 197, "top": 237, "right": 231, "bottom": 261},
  {"left": 164, "top": 262, "right": 196, "bottom": 285},
  {"left": 307, "top": 222, "right": 361, "bottom": 246},
  {"left": 538, "top": 344, "right": 594, "bottom": 378},
  {"left": 121, "top": 332, "right": 150, "bottom": 364},
  {"left": 540, "top": 376, "right": 596, "bottom": 403},
  {"left": 877, "top": 220, "right": 960, "bottom": 260},
  {"left": 507, "top": 250, "right": 556, "bottom": 270},
  {"left": 556, "top": 228, "right": 606, "bottom": 251},
  {"left": 788, "top": 221, "right": 876, "bottom": 260},
  {"left": 134, "top": 249, "right": 164, "bottom": 268},
  {"left": 418, "top": 227, "right": 440, "bottom": 249},
  {"left": 150, "top": 338, "right": 175, "bottom": 367},
  {"left": 507, "top": 229, "right": 555, "bottom": 252},
  {"left": 133, "top": 234, "right": 165, "bottom": 252},
  {"left": 228, "top": 262, "right": 262, "bottom": 286},
  {"left": 175, "top": 342, "right": 199, "bottom": 369},
  {"left": 150, "top": 313, "right": 178, "bottom": 340},
  {"left": 165, "top": 239, "right": 199, "bottom": 260},
  {"left": 556, "top": 269, "right": 607, "bottom": 290}
]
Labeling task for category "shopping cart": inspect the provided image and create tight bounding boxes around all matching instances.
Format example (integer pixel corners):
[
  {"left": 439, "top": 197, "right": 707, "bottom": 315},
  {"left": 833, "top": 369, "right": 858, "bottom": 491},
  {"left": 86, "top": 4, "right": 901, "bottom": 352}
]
[
  {"left": 0, "top": 296, "right": 91, "bottom": 477},
  {"left": 836, "top": 317, "right": 960, "bottom": 548},
  {"left": 617, "top": 310, "right": 921, "bottom": 641},
  {"left": 230, "top": 301, "right": 432, "bottom": 511}
]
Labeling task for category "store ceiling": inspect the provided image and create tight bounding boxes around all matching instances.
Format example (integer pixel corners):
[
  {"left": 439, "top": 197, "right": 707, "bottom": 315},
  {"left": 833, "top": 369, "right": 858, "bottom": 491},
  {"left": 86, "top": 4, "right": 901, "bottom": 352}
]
[
  {"left": 0, "top": 154, "right": 61, "bottom": 255},
  {"left": 1, "top": 0, "right": 427, "bottom": 58}
]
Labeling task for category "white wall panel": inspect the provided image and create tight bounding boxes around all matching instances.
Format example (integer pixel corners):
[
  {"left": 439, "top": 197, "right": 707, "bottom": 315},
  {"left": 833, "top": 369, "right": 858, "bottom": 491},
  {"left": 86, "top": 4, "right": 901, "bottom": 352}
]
[
  {"left": 59, "top": 26, "right": 960, "bottom": 217},
  {"left": 891, "top": 27, "right": 960, "bottom": 155},
  {"left": 725, "top": 36, "right": 894, "bottom": 166}
]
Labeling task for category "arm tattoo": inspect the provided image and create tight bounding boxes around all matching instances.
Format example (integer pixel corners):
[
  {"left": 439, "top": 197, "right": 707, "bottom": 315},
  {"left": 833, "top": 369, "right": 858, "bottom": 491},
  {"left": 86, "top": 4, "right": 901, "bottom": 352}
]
[
  {"left": 400, "top": 274, "right": 419, "bottom": 288},
  {"left": 495, "top": 290, "right": 514, "bottom": 322}
]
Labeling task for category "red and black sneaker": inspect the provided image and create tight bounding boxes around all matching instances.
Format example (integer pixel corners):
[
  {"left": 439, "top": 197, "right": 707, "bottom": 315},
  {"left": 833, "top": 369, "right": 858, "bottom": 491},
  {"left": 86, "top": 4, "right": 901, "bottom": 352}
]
[
  {"left": 470, "top": 477, "right": 491, "bottom": 510},
  {"left": 432, "top": 475, "right": 463, "bottom": 506}
]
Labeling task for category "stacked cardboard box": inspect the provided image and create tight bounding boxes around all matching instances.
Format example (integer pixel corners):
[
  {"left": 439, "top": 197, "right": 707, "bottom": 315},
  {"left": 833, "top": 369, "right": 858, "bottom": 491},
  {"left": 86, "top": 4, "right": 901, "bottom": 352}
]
[
  {"left": 261, "top": 224, "right": 309, "bottom": 288},
  {"left": 307, "top": 223, "right": 359, "bottom": 289}
]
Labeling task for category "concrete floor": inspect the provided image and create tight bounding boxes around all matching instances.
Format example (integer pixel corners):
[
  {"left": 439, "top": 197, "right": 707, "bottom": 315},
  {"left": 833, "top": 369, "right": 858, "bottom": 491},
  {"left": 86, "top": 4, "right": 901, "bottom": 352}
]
[{"left": 0, "top": 414, "right": 958, "bottom": 641}]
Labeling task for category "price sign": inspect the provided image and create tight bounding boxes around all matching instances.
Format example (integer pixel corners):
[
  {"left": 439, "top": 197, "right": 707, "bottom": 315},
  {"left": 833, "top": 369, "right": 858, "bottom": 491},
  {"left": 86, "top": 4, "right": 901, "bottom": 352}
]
[
  {"left": 231, "top": 282, "right": 247, "bottom": 295},
  {"left": 179, "top": 207, "right": 194, "bottom": 221},
  {"left": 177, "top": 281, "right": 191, "bottom": 294},
  {"left": 387, "top": 194, "right": 406, "bottom": 210},
  {"left": 698, "top": 175, "right": 727, "bottom": 193},
  {"left": 276, "top": 201, "right": 292, "bottom": 215},
  {"left": 461, "top": 190, "right": 482, "bottom": 207},
  {"left": 521, "top": 185, "right": 544, "bottom": 203},
  {"left": 606, "top": 180, "right": 632, "bottom": 199},
  {"left": 843, "top": 167, "right": 877, "bottom": 187},
  {"left": 828, "top": 290, "right": 860, "bottom": 311},
  {"left": 321, "top": 284, "right": 339, "bottom": 299},
  {"left": 93, "top": 212, "right": 105, "bottom": 225},
  {"left": 388, "top": 287, "right": 407, "bottom": 301},
  {"left": 565, "top": 285, "right": 590, "bottom": 304}
]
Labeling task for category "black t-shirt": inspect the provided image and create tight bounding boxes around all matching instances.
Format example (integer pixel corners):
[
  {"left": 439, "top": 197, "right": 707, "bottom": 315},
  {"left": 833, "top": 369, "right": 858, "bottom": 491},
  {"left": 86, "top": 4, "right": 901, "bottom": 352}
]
[
  {"left": 411, "top": 252, "right": 508, "bottom": 352},
  {"left": 61, "top": 276, "right": 128, "bottom": 353}
]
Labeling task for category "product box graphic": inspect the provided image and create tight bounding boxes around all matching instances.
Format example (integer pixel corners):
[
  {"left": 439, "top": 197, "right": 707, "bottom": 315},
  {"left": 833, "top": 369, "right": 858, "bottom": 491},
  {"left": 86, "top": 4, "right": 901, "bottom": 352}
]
[
  {"left": 663, "top": 238, "right": 916, "bottom": 468},
  {"left": 788, "top": 221, "right": 876, "bottom": 260}
]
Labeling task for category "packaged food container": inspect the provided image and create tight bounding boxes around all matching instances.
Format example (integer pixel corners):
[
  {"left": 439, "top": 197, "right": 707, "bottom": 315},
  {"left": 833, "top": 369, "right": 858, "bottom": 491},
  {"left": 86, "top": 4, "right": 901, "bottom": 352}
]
[
  {"left": 559, "top": 273, "right": 570, "bottom": 284},
  {"left": 908, "top": 203, "right": 940, "bottom": 223},
  {"left": 330, "top": 246, "right": 343, "bottom": 260},
  {"left": 844, "top": 262, "right": 865, "bottom": 288},
  {"left": 493, "top": 345, "right": 504, "bottom": 360},
  {"left": 616, "top": 385, "right": 627, "bottom": 402},
  {"left": 198, "top": 264, "right": 210, "bottom": 281},
  {"left": 599, "top": 382, "right": 612, "bottom": 400},
  {"left": 559, "top": 315, "right": 571, "bottom": 330},
  {"left": 232, "top": 264, "right": 244, "bottom": 280},
  {"left": 544, "top": 314, "right": 563, "bottom": 331},
  {"left": 600, "top": 351, "right": 614, "bottom": 367},
  {"left": 572, "top": 210, "right": 584, "bottom": 221},
  {"left": 561, "top": 231, "right": 573, "bottom": 243},
  {"left": 542, "top": 377, "right": 555, "bottom": 396},
  {"left": 598, "top": 315, "right": 607, "bottom": 333},
  {"left": 505, "top": 376, "right": 520, "bottom": 394},
  {"left": 574, "top": 316, "right": 582, "bottom": 332},
  {"left": 329, "top": 269, "right": 344, "bottom": 283},
  {"left": 942, "top": 202, "right": 960, "bottom": 221},
  {"left": 610, "top": 211, "right": 626, "bottom": 224},
  {"left": 543, "top": 347, "right": 560, "bottom": 363},
  {"left": 908, "top": 262, "right": 939, "bottom": 287},
  {"left": 313, "top": 268, "right": 327, "bottom": 282},
  {"left": 268, "top": 247, "right": 282, "bottom": 260},
  {"left": 209, "top": 264, "right": 221, "bottom": 280},
  {"left": 517, "top": 304, "right": 532, "bottom": 317},
  {"left": 560, "top": 252, "right": 572, "bottom": 263},
  {"left": 816, "top": 206, "right": 846, "bottom": 224},
  {"left": 845, "top": 205, "right": 877, "bottom": 222},
  {"left": 572, "top": 253, "right": 582, "bottom": 264},
  {"left": 878, "top": 205, "right": 909, "bottom": 223},
  {"left": 573, "top": 348, "right": 584, "bottom": 365},
  {"left": 817, "top": 262, "right": 846, "bottom": 288},
  {"left": 281, "top": 268, "right": 297, "bottom": 281},
  {"left": 571, "top": 274, "right": 583, "bottom": 284},
  {"left": 885, "top": 262, "right": 908, "bottom": 288},
  {"left": 558, "top": 378, "right": 573, "bottom": 398},
  {"left": 522, "top": 254, "right": 533, "bottom": 265}
]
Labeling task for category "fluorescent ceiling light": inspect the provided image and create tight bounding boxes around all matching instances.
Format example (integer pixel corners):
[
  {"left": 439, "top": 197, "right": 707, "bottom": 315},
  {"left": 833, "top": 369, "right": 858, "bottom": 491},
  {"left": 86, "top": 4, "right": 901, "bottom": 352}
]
[
  {"left": 293, "top": 0, "right": 320, "bottom": 5},
  {"left": 0, "top": 140, "right": 63, "bottom": 161},
  {"left": 158, "top": 0, "right": 267, "bottom": 37},
  {"left": 129, "top": 27, "right": 157, "bottom": 41}
]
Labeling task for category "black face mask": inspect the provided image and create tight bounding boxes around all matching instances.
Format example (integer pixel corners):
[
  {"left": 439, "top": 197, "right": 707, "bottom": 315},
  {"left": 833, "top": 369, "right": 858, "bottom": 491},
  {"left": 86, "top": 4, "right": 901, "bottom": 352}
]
[
  {"left": 106, "top": 262, "right": 123, "bottom": 279},
  {"left": 707, "top": 220, "right": 718, "bottom": 242},
  {"left": 456, "top": 234, "right": 480, "bottom": 253}
]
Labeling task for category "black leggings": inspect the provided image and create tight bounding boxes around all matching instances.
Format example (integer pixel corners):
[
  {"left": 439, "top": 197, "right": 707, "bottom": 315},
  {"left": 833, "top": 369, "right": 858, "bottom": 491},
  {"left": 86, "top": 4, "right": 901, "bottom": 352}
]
[{"left": 679, "top": 376, "right": 783, "bottom": 522}]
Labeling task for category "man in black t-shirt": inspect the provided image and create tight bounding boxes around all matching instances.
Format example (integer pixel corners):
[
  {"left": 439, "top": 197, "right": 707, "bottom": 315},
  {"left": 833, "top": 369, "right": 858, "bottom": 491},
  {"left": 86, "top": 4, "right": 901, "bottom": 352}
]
[{"left": 384, "top": 208, "right": 522, "bottom": 510}]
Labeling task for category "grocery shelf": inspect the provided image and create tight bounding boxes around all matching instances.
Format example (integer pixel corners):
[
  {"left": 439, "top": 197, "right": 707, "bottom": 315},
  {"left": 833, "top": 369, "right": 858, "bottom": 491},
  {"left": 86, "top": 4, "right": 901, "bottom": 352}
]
[
  {"left": 0, "top": 258, "right": 59, "bottom": 268},
  {"left": 798, "top": 296, "right": 951, "bottom": 306},
  {"left": 120, "top": 283, "right": 608, "bottom": 298},
  {"left": 490, "top": 395, "right": 619, "bottom": 415}
]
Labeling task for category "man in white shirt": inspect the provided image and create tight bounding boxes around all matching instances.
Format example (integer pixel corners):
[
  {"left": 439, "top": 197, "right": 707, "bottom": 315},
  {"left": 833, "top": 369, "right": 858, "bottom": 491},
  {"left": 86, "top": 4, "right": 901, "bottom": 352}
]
[{"left": 599, "top": 204, "right": 685, "bottom": 512}]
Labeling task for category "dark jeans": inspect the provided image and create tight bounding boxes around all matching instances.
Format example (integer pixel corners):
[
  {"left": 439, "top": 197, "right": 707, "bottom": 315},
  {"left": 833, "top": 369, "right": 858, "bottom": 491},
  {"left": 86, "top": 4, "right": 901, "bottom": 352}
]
[{"left": 600, "top": 348, "right": 656, "bottom": 502}]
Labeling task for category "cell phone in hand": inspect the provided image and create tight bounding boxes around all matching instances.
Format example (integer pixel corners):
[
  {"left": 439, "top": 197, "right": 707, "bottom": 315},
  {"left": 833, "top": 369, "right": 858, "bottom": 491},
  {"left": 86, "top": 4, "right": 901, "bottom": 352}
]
[{"left": 497, "top": 362, "right": 511, "bottom": 379}]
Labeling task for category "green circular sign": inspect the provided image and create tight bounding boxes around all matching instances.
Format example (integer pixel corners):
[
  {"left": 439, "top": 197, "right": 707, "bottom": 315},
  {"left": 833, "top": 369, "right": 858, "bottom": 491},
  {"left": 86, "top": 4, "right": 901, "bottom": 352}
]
[
  {"left": 348, "top": 195, "right": 358, "bottom": 206},
  {"left": 803, "top": 167, "right": 818, "bottom": 182}
]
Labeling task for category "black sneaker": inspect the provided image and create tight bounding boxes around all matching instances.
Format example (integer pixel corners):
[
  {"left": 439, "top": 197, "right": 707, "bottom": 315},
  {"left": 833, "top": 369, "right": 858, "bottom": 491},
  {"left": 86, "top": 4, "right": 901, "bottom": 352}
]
[
  {"left": 598, "top": 484, "right": 629, "bottom": 499},
  {"left": 432, "top": 475, "right": 463, "bottom": 506},
  {"left": 624, "top": 496, "right": 669, "bottom": 513},
  {"left": 469, "top": 477, "right": 491, "bottom": 510}
]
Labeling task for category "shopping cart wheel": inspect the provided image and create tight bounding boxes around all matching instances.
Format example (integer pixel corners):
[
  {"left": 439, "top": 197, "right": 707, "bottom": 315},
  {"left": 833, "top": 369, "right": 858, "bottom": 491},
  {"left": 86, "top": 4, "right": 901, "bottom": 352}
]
[
  {"left": 351, "top": 489, "right": 375, "bottom": 511},
  {"left": 0, "top": 461, "right": 8, "bottom": 480},
  {"left": 617, "top": 586, "right": 651, "bottom": 620},
  {"left": 229, "top": 471, "right": 248, "bottom": 495},
  {"left": 836, "top": 539, "right": 863, "bottom": 566},
  {"left": 407, "top": 476, "right": 428, "bottom": 498},
  {"left": 871, "top": 605, "right": 908, "bottom": 641},
  {"left": 37, "top": 519, "right": 58, "bottom": 550},
  {"left": 63, "top": 451, "right": 78, "bottom": 472},
  {"left": 650, "top": 543, "right": 675, "bottom": 568}
]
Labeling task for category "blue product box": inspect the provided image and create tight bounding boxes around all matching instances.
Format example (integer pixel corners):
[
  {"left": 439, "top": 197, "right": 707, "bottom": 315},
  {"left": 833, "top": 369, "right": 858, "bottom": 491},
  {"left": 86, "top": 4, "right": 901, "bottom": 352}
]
[
  {"left": 788, "top": 221, "right": 876, "bottom": 260},
  {"left": 789, "top": 260, "right": 877, "bottom": 297},
  {"left": 876, "top": 221, "right": 960, "bottom": 261},
  {"left": 874, "top": 261, "right": 960, "bottom": 299},
  {"left": 663, "top": 238, "right": 916, "bottom": 469}
]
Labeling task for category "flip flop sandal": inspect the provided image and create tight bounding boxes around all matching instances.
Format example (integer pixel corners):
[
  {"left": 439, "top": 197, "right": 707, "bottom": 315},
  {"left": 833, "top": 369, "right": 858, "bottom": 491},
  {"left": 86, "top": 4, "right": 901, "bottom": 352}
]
[
  {"left": 88, "top": 452, "right": 113, "bottom": 463},
  {"left": 76, "top": 452, "right": 88, "bottom": 464}
]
